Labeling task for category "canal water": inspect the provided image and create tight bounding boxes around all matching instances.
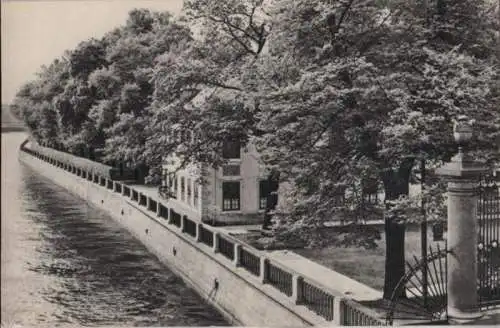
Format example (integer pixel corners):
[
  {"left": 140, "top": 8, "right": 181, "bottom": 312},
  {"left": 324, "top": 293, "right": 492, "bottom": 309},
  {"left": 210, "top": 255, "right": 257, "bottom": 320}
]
[{"left": 1, "top": 132, "right": 229, "bottom": 327}]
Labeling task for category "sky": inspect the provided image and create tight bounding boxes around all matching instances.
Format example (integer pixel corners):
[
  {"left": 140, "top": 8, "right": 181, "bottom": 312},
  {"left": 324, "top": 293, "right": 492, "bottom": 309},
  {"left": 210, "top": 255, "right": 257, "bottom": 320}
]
[{"left": 1, "top": 0, "right": 184, "bottom": 104}]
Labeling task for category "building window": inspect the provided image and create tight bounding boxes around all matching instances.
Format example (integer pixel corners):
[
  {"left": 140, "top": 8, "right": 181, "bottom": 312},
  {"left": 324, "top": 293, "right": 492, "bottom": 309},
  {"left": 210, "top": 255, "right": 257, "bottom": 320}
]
[
  {"left": 161, "top": 168, "right": 168, "bottom": 186},
  {"left": 187, "top": 178, "right": 192, "bottom": 204},
  {"left": 180, "top": 177, "right": 185, "bottom": 202},
  {"left": 194, "top": 183, "right": 199, "bottom": 208},
  {"left": 169, "top": 174, "right": 177, "bottom": 199},
  {"left": 222, "top": 140, "right": 241, "bottom": 159},
  {"left": 362, "top": 178, "right": 379, "bottom": 205},
  {"left": 259, "top": 180, "right": 270, "bottom": 210},
  {"left": 222, "top": 181, "right": 240, "bottom": 211}
]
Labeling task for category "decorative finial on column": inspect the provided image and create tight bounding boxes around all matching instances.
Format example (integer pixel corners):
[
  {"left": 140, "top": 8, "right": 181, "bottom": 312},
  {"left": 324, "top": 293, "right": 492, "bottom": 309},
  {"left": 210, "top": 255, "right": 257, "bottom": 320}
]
[
  {"left": 436, "top": 115, "right": 487, "bottom": 323},
  {"left": 451, "top": 115, "right": 475, "bottom": 163}
]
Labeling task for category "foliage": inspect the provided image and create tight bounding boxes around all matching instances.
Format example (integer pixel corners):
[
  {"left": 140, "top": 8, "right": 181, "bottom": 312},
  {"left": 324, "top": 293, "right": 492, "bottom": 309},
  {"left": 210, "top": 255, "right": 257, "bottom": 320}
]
[
  {"left": 14, "top": 9, "right": 191, "bottom": 168},
  {"left": 253, "top": 0, "right": 499, "bottom": 238},
  {"left": 10, "top": 0, "right": 500, "bottom": 297},
  {"left": 145, "top": 0, "right": 271, "bottom": 179}
]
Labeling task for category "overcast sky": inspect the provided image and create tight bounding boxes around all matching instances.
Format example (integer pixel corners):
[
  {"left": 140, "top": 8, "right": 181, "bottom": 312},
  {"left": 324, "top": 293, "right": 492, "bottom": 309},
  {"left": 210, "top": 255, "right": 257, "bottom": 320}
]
[{"left": 1, "top": 0, "right": 184, "bottom": 104}]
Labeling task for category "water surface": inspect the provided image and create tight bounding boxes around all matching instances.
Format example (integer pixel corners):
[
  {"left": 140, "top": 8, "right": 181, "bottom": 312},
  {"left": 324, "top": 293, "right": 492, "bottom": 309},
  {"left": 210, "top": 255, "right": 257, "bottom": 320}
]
[{"left": 1, "top": 132, "right": 229, "bottom": 327}]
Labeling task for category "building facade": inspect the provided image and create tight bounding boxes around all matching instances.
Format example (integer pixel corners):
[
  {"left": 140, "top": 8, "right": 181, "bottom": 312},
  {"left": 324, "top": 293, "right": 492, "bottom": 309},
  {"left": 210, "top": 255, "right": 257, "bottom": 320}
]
[{"left": 161, "top": 140, "right": 273, "bottom": 225}]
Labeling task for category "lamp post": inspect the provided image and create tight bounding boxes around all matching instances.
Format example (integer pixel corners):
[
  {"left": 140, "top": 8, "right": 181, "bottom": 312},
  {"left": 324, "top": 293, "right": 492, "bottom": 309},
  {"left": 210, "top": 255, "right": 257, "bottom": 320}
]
[{"left": 436, "top": 115, "right": 487, "bottom": 323}]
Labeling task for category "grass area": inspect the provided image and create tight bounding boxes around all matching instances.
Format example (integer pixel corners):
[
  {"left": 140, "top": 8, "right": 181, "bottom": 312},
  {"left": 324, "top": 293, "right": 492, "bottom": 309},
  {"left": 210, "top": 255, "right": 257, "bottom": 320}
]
[
  {"left": 296, "top": 246, "right": 386, "bottom": 290},
  {"left": 294, "top": 225, "right": 447, "bottom": 291},
  {"left": 235, "top": 224, "right": 447, "bottom": 292}
]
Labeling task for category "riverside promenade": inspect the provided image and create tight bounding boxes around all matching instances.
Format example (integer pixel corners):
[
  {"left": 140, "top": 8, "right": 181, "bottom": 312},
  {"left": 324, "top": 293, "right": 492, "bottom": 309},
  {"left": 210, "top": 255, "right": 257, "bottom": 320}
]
[
  {"left": 20, "top": 142, "right": 500, "bottom": 326},
  {"left": 129, "top": 184, "right": 383, "bottom": 302},
  {"left": 129, "top": 184, "right": 500, "bottom": 326}
]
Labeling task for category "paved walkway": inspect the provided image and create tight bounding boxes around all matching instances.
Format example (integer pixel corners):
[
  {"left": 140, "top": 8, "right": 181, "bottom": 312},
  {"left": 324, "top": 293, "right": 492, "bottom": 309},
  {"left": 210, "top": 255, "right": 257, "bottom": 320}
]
[{"left": 468, "top": 307, "right": 500, "bottom": 325}]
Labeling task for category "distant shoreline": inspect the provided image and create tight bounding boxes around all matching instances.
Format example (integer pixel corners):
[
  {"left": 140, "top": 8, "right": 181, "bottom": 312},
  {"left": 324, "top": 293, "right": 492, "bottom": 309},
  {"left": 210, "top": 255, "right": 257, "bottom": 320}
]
[{"left": 1, "top": 126, "right": 26, "bottom": 133}]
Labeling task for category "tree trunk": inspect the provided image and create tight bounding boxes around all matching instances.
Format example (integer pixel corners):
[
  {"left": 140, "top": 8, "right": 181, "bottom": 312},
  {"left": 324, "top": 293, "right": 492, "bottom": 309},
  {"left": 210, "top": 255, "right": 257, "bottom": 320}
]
[
  {"left": 383, "top": 215, "right": 406, "bottom": 299},
  {"left": 262, "top": 170, "right": 280, "bottom": 230},
  {"left": 135, "top": 163, "right": 149, "bottom": 184},
  {"left": 381, "top": 159, "right": 413, "bottom": 299}
]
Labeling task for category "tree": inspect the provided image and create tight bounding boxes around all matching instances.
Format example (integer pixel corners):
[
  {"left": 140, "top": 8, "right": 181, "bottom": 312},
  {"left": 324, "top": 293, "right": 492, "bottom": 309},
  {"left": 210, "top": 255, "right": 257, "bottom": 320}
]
[
  {"left": 68, "top": 39, "right": 108, "bottom": 80},
  {"left": 147, "top": 0, "right": 271, "bottom": 191},
  {"left": 252, "top": 0, "right": 499, "bottom": 298},
  {"left": 103, "top": 11, "right": 193, "bottom": 175},
  {"left": 12, "top": 8, "right": 192, "bottom": 168}
]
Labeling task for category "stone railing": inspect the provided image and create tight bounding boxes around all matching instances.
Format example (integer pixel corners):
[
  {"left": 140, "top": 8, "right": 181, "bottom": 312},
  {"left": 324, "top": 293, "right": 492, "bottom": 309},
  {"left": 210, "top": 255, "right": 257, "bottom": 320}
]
[
  {"left": 25, "top": 141, "right": 135, "bottom": 180},
  {"left": 21, "top": 141, "right": 388, "bottom": 326}
]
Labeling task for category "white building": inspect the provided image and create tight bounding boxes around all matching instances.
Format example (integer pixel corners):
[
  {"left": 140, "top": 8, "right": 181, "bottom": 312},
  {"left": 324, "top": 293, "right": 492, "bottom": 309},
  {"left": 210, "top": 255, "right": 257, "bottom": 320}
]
[{"left": 161, "top": 139, "right": 274, "bottom": 225}]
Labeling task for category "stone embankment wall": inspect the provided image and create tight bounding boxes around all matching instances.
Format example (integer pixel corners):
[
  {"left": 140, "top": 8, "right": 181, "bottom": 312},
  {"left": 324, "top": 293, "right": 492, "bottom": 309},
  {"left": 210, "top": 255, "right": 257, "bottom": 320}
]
[{"left": 19, "top": 141, "right": 386, "bottom": 327}]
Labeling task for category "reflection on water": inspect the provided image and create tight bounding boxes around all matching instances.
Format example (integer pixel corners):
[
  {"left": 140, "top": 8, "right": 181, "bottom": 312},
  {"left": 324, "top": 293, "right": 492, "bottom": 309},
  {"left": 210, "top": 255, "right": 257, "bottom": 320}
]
[{"left": 1, "top": 132, "right": 229, "bottom": 327}]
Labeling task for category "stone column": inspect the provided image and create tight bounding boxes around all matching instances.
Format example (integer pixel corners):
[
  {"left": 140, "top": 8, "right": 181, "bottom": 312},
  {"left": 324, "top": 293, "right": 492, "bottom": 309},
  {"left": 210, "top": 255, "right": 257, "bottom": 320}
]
[
  {"left": 291, "top": 274, "right": 303, "bottom": 304},
  {"left": 196, "top": 223, "right": 202, "bottom": 242},
  {"left": 156, "top": 203, "right": 162, "bottom": 217},
  {"left": 259, "top": 257, "right": 268, "bottom": 283},
  {"left": 436, "top": 117, "right": 487, "bottom": 323},
  {"left": 233, "top": 244, "right": 241, "bottom": 267},
  {"left": 213, "top": 232, "right": 220, "bottom": 253}
]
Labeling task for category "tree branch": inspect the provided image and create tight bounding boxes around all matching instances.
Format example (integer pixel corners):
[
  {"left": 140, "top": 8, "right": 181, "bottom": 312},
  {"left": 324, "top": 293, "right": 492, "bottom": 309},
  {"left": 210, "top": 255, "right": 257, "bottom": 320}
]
[{"left": 221, "top": 23, "right": 258, "bottom": 56}]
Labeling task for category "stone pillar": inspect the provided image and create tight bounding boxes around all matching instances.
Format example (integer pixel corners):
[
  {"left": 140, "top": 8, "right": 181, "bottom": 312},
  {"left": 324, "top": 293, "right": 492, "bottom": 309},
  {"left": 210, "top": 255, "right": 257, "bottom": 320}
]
[
  {"left": 196, "top": 223, "right": 202, "bottom": 242},
  {"left": 156, "top": 203, "right": 162, "bottom": 217},
  {"left": 291, "top": 274, "right": 303, "bottom": 304},
  {"left": 333, "top": 298, "right": 344, "bottom": 326},
  {"left": 260, "top": 257, "right": 268, "bottom": 283},
  {"left": 233, "top": 244, "right": 241, "bottom": 267},
  {"left": 180, "top": 215, "right": 185, "bottom": 232},
  {"left": 436, "top": 117, "right": 487, "bottom": 323},
  {"left": 213, "top": 232, "right": 220, "bottom": 253},
  {"left": 168, "top": 209, "right": 173, "bottom": 224}
]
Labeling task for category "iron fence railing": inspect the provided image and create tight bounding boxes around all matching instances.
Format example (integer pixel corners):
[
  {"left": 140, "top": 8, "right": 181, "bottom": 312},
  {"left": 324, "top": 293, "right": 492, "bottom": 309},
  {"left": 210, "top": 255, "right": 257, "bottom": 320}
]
[
  {"left": 265, "top": 261, "right": 293, "bottom": 297},
  {"left": 239, "top": 247, "right": 260, "bottom": 276},
  {"left": 218, "top": 235, "right": 235, "bottom": 261},
  {"left": 342, "top": 299, "right": 387, "bottom": 326},
  {"left": 300, "top": 279, "right": 335, "bottom": 321},
  {"left": 158, "top": 204, "right": 168, "bottom": 220},
  {"left": 148, "top": 199, "right": 157, "bottom": 212},
  {"left": 170, "top": 210, "right": 182, "bottom": 228},
  {"left": 139, "top": 194, "right": 147, "bottom": 206},
  {"left": 199, "top": 225, "right": 214, "bottom": 247},
  {"left": 131, "top": 189, "right": 139, "bottom": 202},
  {"left": 478, "top": 175, "right": 500, "bottom": 307},
  {"left": 183, "top": 217, "right": 197, "bottom": 238}
]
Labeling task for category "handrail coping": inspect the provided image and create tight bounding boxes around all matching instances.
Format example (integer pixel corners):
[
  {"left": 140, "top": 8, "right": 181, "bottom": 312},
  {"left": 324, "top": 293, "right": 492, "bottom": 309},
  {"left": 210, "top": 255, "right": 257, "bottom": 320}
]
[{"left": 342, "top": 298, "right": 388, "bottom": 322}]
